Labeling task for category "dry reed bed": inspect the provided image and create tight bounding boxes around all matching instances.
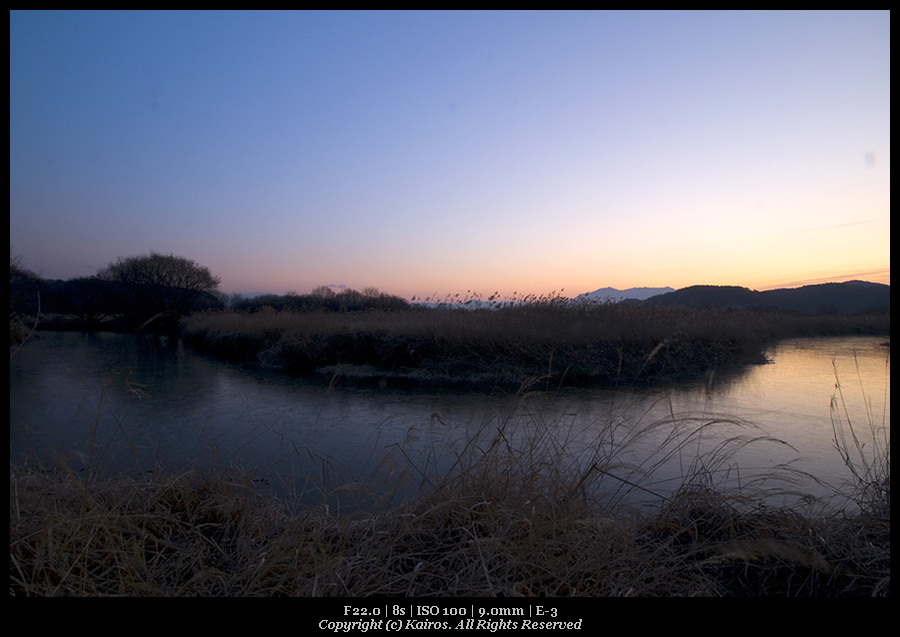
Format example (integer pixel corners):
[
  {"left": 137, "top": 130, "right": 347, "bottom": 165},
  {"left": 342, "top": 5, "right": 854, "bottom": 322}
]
[{"left": 179, "top": 303, "right": 889, "bottom": 388}]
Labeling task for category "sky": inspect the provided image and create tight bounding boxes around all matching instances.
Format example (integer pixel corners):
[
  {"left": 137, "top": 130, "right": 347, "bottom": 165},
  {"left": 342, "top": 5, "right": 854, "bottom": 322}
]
[{"left": 10, "top": 10, "right": 891, "bottom": 299}]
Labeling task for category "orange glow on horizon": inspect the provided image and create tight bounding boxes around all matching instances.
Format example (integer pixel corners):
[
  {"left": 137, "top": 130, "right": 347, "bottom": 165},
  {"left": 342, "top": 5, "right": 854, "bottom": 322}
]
[{"left": 218, "top": 266, "right": 890, "bottom": 301}]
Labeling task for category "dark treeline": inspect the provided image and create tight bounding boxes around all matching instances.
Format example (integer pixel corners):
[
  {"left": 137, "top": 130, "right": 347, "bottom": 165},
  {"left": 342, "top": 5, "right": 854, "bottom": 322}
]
[
  {"left": 10, "top": 252, "right": 223, "bottom": 336},
  {"left": 10, "top": 251, "right": 410, "bottom": 341},
  {"left": 11, "top": 276, "right": 223, "bottom": 330},
  {"left": 231, "top": 286, "right": 410, "bottom": 313}
]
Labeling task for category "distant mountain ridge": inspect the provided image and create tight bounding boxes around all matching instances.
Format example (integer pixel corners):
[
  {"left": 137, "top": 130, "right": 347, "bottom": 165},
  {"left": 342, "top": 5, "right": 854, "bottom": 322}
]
[
  {"left": 643, "top": 280, "right": 889, "bottom": 314},
  {"left": 577, "top": 286, "right": 676, "bottom": 302}
]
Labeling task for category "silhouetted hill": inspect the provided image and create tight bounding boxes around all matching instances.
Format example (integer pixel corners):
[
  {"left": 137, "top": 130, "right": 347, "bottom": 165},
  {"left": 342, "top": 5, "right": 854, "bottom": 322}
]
[
  {"left": 644, "top": 281, "right": 889, "bottom": 314},
  {"left": 762, "top": 281, "right": 890, "bottom": 314}
]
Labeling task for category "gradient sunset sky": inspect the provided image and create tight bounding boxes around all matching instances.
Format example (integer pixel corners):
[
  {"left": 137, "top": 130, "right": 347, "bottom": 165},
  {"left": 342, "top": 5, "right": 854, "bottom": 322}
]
[{"left": 10, "top": 10, "right": 890, "bottom": 299}]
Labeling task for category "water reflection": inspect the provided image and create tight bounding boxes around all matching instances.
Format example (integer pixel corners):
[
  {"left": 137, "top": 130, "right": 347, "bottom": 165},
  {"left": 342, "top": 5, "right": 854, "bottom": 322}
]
[{"left": 10, "top": 332, "right": 889, "bottom": 509}]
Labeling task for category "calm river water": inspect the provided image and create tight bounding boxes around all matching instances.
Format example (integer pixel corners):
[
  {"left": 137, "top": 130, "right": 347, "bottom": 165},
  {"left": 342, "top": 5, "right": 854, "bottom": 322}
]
[{"left": 10, "top": 331, "right": 890, "bottom": 510}]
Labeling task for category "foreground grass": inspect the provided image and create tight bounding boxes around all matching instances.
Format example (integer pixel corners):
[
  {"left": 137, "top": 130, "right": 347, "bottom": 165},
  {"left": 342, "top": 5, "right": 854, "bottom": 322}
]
[
  {"left": 10, "top": 392, "right": 889, "bottom": 597},
  {"left": 9, "top": 467, "right": 888, "bottom": 597},
  {"left": 178, "top": 303, "right": 890, "bottom": 389}
]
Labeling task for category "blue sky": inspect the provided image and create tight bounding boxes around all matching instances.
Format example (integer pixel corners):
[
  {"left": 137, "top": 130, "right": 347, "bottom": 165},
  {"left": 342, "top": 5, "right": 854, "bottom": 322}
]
[{"left": 10, "top": 10, "right": 890, "bottom": 298}]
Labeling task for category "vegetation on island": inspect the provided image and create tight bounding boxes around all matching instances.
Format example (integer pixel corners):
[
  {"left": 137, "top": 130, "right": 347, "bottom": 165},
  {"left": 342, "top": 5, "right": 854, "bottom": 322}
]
[
  {"left": 12, "top": 251, "right": 889, "bottom": 391},
  {"left": 179, "top": 295, "right": 888, "bottom": 390}
]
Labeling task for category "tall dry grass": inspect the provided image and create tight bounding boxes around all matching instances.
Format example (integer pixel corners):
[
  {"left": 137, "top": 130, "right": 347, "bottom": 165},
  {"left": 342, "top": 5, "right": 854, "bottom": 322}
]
[
  {"left": 179, "top": 303, "right": 781, "bottom": 389},
  {"left": 9, "top": 378, "right": 890, "bottom": 597},
  {"left": 179, "top": 299, "right": 889, "bottom": 392},
  {"left": 830, "top": 353, "right": 891, "bottom": 517}
]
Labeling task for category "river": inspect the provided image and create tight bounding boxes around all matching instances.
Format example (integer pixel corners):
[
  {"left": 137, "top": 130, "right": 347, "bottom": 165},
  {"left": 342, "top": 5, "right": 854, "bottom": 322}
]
[{"left": 10, "top": 331, "right": 890, "bottom": 511}]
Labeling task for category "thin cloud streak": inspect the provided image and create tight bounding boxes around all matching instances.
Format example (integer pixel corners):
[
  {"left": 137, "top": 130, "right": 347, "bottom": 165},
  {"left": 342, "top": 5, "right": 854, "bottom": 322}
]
[{"left": 759, "top": 269, "right": 890, "bottom": 291}]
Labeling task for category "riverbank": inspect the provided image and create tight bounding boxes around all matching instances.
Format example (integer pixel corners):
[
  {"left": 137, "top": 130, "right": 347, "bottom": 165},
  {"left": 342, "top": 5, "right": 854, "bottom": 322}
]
[
  {"left": 11, "top": 371, "right": 890, "bottom": 597},
  {"left": 177, "top": 303, "right": 889, "bottom": 390},
  {"left": 10, "top": 424, "right": 889, "bottom": 597}
]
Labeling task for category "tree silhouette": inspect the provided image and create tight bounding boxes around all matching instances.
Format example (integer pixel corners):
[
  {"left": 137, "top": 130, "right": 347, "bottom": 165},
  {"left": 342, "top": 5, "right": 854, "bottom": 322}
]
[{"left": 97, "top": 252, "right": 222, "bottom": 330}]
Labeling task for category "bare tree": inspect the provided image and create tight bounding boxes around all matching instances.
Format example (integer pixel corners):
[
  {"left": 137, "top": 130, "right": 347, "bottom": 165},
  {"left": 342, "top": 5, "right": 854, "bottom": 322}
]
[
  {"left": 98, "top": 252, "right": 220, "bottom": 292},
  {"left": 97, "top": 252, "right": 222, "bottom": 329}
]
